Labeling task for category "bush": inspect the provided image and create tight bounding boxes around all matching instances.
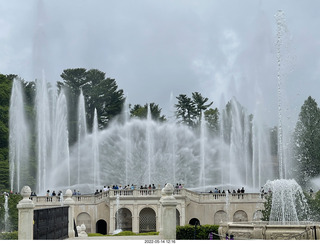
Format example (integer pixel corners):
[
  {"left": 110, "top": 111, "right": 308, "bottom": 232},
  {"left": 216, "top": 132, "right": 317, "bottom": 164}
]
[
  {"left": 0, "top": 231, "right": 18, "bottom": 240},
  {"left": 176, "top": 224, "right": 219, "bottom": 240}
]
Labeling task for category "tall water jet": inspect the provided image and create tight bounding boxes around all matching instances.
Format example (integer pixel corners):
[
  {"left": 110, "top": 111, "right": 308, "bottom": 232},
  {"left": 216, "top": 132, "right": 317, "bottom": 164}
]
[
  {"left": 4, "top": 193, "right": 9, "bottom": 232},
  {"left": 123, "top": 99, "right": 132, "bottom": 185},
  {"left": 263, "top": 10, "right": 309, "bottom": 225},
  {"left": 77, "top": 89, "right": 87, "bottom": 185},
  {"left": 92, "top": 109, "right": 100, "bottom": 190},
  {"left": 9, "top": 78, "right": 30, "bottom": 192},
  {"left": 114, "top": 193, "right": 122, "bottom": 234},
  {"left": 199, "top": 110, "right": 206, "bottom": 191},
  {"left": 35, "top": 75, "right": 52, "bottom": 194},
  {"left": 276, "top": 10, "right": 285, "bottom": 179},
  {"left": 51, "top": 90, "right": 70, "bottom": 188},
  {"left": 146, "top": 104, "right": 154, "bottom": 184}
]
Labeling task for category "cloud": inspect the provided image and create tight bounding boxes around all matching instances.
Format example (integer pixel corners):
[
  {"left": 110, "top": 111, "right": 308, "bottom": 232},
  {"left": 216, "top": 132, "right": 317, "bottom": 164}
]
[{"left": 1, "top": 0, "right": 320, "bottom": 126}]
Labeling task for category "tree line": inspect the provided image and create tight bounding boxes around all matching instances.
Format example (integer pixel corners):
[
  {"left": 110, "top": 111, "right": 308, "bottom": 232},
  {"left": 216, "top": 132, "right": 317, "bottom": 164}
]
[{"left": 0, "top": 68, "right": 319, "bottom": 191}]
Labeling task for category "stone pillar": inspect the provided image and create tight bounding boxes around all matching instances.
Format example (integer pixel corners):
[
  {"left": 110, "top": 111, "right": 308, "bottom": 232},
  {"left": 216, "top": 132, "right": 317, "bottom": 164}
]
[
  {"left": 64, "top": 189, "right": 75, "bottom": 238},
  {"left": 109, "top": 202, "right": 115, "bottom": 234},
  {"left": 132, "top": 203, "right": 139, "bottom": 234},
  {"left": 160, "top": 183, "right": 177, "bottom": 240},
  {"left": 17, "top": 186, "right": 35, "bottom": 240}
]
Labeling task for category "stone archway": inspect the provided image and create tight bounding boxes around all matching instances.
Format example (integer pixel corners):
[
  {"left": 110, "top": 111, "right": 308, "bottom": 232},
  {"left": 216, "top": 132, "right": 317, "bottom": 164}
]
[
  {"left": 189, "top": 218, "right": 200, "bottom": 225},
  {"left": 233, "top": 210, "right": 248, "bottom": 222},
  {"left": 115, "top": 208, "right": 132, "bottom": 231},
  {"left": 139, "top": 207, "right": 156, "bottom": 233},
  {"left": 176, "top": 209, "right": 180, "bottom": 226},
  {"left": 96, "top": 219, "right": 107, "bottom": 235},
  {"left": 76, "top": 212, "right": 91, "bottom": 233},
  {"left": 214, "top": 210, "right": 227, "bottom": 224}
]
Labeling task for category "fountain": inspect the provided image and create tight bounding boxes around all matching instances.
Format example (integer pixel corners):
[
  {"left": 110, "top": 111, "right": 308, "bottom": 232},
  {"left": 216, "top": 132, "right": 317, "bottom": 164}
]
[
  {"left": 218, "top": 10, "right": 320, "bottom": 240},
  {"left": 114, "top": 193, "right": 122, "bottom": 234},
  {"left": 4, "top": 193, "right": 10, "bottom": 232},
  {"left": 9, "top": 78, "right": 30, "bottom": 193},
  {"left": 9, "top": 77, "right": 274, "bottom": 194}
]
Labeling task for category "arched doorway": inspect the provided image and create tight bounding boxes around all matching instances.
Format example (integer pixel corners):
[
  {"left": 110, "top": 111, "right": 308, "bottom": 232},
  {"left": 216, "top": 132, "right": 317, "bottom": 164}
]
[
  {"left": 139, "top": 207, "right": 156, "bottom": 233},
  {"left": 176, "top": 209, "right": 180, "bottom": 226},
  {"left": 115, "top": 208, "right": 132, "bottom": 231},
  {"left": 96, "top": 219, "right": 107, "bottom": 235},
  {"left": 233, "top": 210, "right": 248, "bottom": 222},
  {"left": 189, "top": 218, "right": 200, "bottom": 225},
  {"left": 214, "top": 210, "right": 227, "bottom": 224},
  {"left": 76, "top": 212, "right": 91, "bottom": 233}
]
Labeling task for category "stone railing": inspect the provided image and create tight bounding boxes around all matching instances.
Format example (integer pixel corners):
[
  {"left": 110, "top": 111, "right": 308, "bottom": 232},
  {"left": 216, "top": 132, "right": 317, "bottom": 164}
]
[
  {"left": 32, "top": 188, "right": 185, "bottom": 206},
  {"left": 32, "top": 188, "right": 263, "bottom": 207}
]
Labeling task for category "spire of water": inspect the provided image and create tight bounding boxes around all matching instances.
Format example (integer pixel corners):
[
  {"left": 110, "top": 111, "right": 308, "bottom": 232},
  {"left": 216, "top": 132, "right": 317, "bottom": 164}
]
[
  {"left": 199, "top": 110, "right": 206, "bottom": 191},
  {"left": 9, "top": 78, "right": 30, "bottom": 193},
  {"left": 275, "top": 10, "right": 285, "bottom": 179},
  {"left": 92, "top": 109, "right": 100, "bottom": 190},
  {"left": 123, "top": 99, "right": 131, "bottom": 185},
  {"left": 35, "top": 74, "right": 51, "bottom": 194},
  {"left": 146, "top": 104, "right": 154, "bottom": 184},
  {"left": 51, "top": 90, "right": 70, "bottom": 188},
  {"left": 4, "top": 194, "right": 9, "bottom": 232},
  {"left": 77, "top": 89, "right": 87, "bottom": 185}
]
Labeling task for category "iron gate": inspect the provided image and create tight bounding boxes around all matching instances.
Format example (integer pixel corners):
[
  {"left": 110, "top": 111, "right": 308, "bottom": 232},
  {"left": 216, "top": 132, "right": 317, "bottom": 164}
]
[{"left": 33, "top": 206, "right": 69, "bottom": 240}]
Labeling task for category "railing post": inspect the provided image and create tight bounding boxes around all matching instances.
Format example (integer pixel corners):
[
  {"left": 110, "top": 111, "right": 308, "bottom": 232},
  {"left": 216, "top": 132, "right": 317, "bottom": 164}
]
[
  {"left": 160, "top": 183, "right": 177, "bottom": 240},
  {"left": 17, "top": 186, "right": 35, "bottom": 240},
  {"left": 64, "top": 189, "right": 75, "bottom": 238}
]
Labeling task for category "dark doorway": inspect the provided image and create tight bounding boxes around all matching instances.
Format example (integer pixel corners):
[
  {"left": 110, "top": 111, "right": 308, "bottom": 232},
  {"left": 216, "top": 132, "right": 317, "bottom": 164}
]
[
  {"left": 189, "top": 218, "right": 200, "bottom": 225},
  {"left": 96, "top": 219, "right": 107, "bottom": 235}
]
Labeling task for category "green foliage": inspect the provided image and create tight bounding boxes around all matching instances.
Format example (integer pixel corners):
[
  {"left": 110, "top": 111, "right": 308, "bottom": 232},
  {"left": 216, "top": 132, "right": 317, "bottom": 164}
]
[
  {"left": 0, "top": 231, "right": 18, "bottom": 240},
  {"left": 293, "top": 96, "right": 320, "bottom": 188},
  {"left": 130, "top": 103, "right": 166, "bottom": 121},
  {"left": 204, "top": 108, "right": 219, "bottom": 136},
  {"left": 261, "top": 193, "right": 272, "bottom": 221},
  {"left": 176, "top": 225, "right": 219, "bottom": 240},
  {"left": 175, "top": 92, "right": 216, "bottom": 129},
  {"left": 59, "top": 68, "right": 125, "bottom": 144},
  {"left": 304, "top": 191, "right": 320, "bottom": 221},
  {"left": 0, "top": 74, "right": 14, "bottom": 191}
]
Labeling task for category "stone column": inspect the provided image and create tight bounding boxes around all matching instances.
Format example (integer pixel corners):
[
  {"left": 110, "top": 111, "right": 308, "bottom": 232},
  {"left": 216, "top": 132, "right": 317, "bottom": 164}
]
[
  {"left": 64, "top": 189, "right": 75, "bottom": 238},
  {"left": 132, "top": 203, "right": 139, "bottom": 234},
  {"left": 17, "top": 186, "right": 35, "bottom": 240},
  {"left": 160, "top": 183, "right": 177, "bottom": 240}
]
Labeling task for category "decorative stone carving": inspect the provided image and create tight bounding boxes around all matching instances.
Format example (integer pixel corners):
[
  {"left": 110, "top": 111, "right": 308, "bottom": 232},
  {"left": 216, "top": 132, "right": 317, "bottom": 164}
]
[{"left": 77, "top": 223, "right": 88, "bottom": 237}]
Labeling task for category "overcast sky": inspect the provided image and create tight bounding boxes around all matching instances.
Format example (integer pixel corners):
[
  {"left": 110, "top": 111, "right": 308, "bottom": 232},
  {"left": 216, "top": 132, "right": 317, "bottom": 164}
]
[{"left": 1, "top": 0, "right": 320, "bottom": 126}]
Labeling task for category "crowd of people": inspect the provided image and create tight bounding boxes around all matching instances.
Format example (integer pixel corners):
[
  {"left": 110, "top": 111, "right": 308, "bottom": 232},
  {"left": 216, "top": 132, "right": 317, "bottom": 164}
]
[{"left": 208, "top": 187, "right": 245, "bottom": 194}]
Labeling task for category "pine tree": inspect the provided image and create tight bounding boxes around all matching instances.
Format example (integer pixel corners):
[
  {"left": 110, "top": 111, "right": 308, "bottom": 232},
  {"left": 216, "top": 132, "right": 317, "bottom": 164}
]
[{"left": 293, "top": 96, "right": 320, "bottom": 188}]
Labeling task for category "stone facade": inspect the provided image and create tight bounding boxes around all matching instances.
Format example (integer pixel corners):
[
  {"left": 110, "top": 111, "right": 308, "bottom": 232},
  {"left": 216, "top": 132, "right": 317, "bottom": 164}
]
[{"left": 31, "top": 188, "right": 265, "bottom": 235}]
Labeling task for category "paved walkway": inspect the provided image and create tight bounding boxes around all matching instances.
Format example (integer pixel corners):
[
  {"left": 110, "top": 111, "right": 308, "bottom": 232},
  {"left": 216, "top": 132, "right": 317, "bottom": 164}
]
[{"left": 68, "top": 235, "right": 162, "bottom": 240}]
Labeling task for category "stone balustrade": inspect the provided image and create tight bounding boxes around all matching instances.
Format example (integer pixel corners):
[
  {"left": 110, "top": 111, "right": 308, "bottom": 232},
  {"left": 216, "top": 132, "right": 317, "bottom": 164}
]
[{"left": 31, "top": 188, "right": 264, "bottom": 208}]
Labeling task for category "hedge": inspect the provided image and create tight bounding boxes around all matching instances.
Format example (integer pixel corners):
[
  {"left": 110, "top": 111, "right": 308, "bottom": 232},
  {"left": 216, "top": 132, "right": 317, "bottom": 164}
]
[
  {"left": 0, "top": 231, "right": 18, "bottom": 240},
  {"left": 176, "top": 224, "right": 220, "bottom": 240}
]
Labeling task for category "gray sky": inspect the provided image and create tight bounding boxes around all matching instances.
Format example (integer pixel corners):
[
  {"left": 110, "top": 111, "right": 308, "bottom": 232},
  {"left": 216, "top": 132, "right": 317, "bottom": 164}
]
[{"left": 1, "top": 0, "right": 320, "bottom": 126}]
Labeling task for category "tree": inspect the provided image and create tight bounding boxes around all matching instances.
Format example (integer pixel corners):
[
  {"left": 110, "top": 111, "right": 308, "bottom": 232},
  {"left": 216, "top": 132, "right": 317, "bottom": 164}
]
[
  {"left": 59, "top": 68, "right": 125, "bottom": 137},
  {"left": 192, "top": 92, "right": 213, "bottom": 124},
  {"left": 293, "top": 96, "right": 320, "bottom": 188},
  {"left": 0, "top": 74, "right": 14, "bottom": 190},
  {"left": 175, "top": 94, "right": 196, "bottom": 126},
  {"left": 204, "top": 108, "right": 219, "bottom": 135},
  {"left": 130, "top": 103, "right": 166, "bottom": 121}
]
